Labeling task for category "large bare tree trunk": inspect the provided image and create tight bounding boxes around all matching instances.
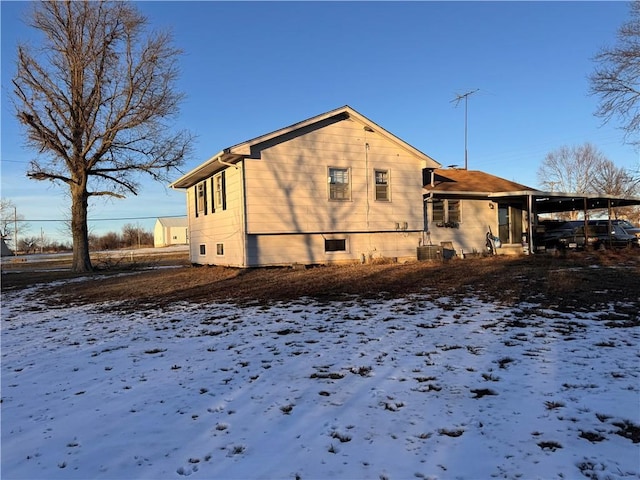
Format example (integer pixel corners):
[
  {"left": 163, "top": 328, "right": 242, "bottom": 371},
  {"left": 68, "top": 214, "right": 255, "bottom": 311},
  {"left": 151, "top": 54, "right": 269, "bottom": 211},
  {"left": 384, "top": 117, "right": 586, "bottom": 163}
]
[{"left": 71, "top": 185, "right": 92, "bottom": 272}]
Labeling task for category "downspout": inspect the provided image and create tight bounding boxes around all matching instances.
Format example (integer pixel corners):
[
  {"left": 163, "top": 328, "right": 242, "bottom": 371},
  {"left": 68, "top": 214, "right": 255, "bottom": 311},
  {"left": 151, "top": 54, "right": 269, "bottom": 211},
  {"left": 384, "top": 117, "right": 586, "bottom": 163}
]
[
  {"left": 364, "top": 126, "right": 373, "bottom": 229},
  {"left": 423, "top": 192, "right": 433, "bottom": 245},
  {"left": 218, "top": 158, "right": 238, "bottom": 169},
  {"left": 213, "top": 152, "right": 238, "bottom": 170},
  {"left": 239, "top": 159, "right": 248, "bottom": 267}
]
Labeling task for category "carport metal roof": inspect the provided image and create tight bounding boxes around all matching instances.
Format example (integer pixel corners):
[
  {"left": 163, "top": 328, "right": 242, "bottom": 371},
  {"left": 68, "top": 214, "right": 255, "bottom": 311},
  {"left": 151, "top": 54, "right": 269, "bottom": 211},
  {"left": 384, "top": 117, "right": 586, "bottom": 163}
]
[{"left": 488, "top": 191, "right": 640, "bottom": 214}]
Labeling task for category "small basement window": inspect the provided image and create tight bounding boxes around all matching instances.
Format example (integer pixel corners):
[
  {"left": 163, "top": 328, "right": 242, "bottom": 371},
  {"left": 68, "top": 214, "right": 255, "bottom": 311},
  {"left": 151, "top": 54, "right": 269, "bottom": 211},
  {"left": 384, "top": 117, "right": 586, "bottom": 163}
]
[
  {"left": 216, "top": 243, "right": 224, "bottom": 255},
  {"left": 325, "top": 238, "right": 346, "bottom": 252},
  {"left": 199, "top": 244, "right": 206, "bottom": 255}
]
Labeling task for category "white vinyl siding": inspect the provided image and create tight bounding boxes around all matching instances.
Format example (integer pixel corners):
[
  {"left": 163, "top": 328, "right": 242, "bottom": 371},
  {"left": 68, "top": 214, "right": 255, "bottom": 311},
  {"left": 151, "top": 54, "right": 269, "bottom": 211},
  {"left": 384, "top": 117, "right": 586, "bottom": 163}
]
[
  {"left": 243, "top": 120, "right": 425, "bottom": 235},
  {"left": 188, "top": 166, "right": 244, "bottom": 266}
]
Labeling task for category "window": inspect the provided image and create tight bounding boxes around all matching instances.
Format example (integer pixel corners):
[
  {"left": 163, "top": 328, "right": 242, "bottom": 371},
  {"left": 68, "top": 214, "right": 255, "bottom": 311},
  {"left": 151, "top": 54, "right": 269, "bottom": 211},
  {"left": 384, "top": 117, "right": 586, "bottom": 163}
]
[
  {"left": 199, "top": 244, "right": 206, "bottom": 255},
  {"left": 431, "top": 199, "right": 461, "bottom": 226},
  {"left": 214, "top": 171, "right": 226, "bottom": 211},
  {"left": 432, "top": 199, "right": 444, "bottom": 223},
  {"left": 196, "top": 182, "right": 207, "bottom": 216},
  {"left": 447, "top": 200, "right": 460, "bottom": 223},
  {"left": 375, "top": 169, "right": 389, "bottom": 201},
  {"left": 328, "top": 167, "right": 350, "bottom": 200},
  {"left": 216, "top": 243, "right": 224, "bottom": 255},
  {"left": 325, "top": 238, "right": 346, "bottom": 252}
]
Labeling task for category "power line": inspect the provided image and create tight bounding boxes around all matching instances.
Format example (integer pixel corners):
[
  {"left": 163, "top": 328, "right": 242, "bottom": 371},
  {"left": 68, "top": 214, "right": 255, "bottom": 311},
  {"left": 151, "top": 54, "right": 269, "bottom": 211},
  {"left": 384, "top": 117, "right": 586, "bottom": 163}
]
[{"left": 12, "top": 214, "right": 185, "bottom": 222}]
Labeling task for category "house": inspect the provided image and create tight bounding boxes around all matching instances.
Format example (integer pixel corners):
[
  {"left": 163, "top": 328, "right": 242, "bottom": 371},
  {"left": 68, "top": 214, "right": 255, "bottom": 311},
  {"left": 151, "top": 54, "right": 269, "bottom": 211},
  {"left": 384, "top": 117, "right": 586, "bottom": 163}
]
[
  {"left": 153, "top": 217, "right": 188, "bottom": 247},
  {"left": 170, "top": 106, "right": 440, "bottom": 267},
  {"left": 423, "top": 168, "right": 535, "bottom": 256},
  {"left": 171, "top": 105, "right": 640, "bottom": 266},
  {"left": 424, "top": 168, "right": 640, "bottom": 256}
]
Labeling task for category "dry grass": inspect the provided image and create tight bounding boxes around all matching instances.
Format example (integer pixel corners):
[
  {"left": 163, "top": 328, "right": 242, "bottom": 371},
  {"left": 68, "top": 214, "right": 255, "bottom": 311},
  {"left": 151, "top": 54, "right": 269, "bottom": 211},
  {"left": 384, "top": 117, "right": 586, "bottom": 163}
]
[{"left": 2, "top": 250, "right": 639, "bottom": 315}]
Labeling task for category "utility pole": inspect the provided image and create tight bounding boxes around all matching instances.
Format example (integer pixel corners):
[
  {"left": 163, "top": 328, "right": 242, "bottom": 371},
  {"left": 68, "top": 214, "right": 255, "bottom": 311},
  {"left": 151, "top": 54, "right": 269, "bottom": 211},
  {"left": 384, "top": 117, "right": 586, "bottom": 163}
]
[
  {"left": 14, "top": 206, "right": 18, "bottom": 257},
  {"left": 451, "top": 89, "right": 479, "bottom": 170}
]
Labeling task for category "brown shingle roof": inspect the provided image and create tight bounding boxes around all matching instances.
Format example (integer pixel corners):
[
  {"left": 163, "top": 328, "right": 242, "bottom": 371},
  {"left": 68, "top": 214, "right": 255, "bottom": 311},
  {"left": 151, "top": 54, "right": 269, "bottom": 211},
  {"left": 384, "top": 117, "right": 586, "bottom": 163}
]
[{"left": 424, "top": 169, "right": 535, "bottom": 193}]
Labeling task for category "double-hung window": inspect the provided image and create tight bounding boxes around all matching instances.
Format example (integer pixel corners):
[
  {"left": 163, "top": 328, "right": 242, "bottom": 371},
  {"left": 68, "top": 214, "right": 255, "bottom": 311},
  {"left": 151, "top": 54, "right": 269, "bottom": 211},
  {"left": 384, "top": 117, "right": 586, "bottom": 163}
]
[
  {"left": 328, "top": 167, "right": 350, "bottom": 201},
  {"left": 432, "top": 199, "right": 444, "bottom": 224},
  {"left": 374, "top": 169, "right": 389, "bottom": 201},
  {"left": 196, "top": 182, "right": 207, "bottom": 216},
  {"left": 447, "top": 200, "right": 460, "bottom": 223},
  {"left": 213, "top": 171, "right": 226, "bottom": 211},
  {"left": 431, "top": 199, "right": 461, "bottom": 225}
]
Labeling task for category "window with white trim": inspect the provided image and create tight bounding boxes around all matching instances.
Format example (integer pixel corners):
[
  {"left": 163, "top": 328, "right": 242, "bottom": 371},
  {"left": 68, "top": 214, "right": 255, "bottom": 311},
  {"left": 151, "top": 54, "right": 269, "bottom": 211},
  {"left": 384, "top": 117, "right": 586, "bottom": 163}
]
[
  {"left": 432, "top": 199, "right": 461, "bottom": 226},
  {"left": 199, "top": 244, "right": 206, "bottom": 255},
  {"left": 328, "top": 167, "right": 350, "bottom": 201},
  {"left": 214, "top": 171, "right": 226, "bottom": 211},
  {"left": 216, "top": 243, "right": 224, "bottom": 255},
  {"left": 374, "top": 169, "right": 389, "bottom": 201},
  {"left": 196, "top": 182, "right": 207, "bottom": 215}
]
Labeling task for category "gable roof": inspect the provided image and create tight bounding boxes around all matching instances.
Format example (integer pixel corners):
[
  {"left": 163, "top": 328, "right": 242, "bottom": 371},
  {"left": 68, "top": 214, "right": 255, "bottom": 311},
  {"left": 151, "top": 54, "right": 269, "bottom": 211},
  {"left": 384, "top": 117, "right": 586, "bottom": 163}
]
[
  {"left": 156, "top": 217, "right": 187, "bottom": 228},
  {"left": 424, "top": 168, "right": 536, "bottom": 195},
  {"left": 171, "top": 105, "right": 441, "bottom": 189}
]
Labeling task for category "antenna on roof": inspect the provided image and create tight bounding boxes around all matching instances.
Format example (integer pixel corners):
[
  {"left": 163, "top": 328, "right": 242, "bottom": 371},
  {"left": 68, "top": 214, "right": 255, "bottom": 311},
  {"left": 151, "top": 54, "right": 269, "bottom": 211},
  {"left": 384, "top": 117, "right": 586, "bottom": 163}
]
[{"left": 451, "top": 89, "right": 479, "bottom": 170}]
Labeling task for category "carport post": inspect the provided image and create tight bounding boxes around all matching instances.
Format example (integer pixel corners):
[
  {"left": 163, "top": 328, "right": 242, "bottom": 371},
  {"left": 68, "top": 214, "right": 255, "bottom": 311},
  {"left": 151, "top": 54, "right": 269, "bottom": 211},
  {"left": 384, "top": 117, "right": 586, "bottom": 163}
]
[
  {"left": 527, "top": 194, "right": 534, "bottom": 254},
  {"left": 584, "top": 198, "right": 589, "bottom": 250}
]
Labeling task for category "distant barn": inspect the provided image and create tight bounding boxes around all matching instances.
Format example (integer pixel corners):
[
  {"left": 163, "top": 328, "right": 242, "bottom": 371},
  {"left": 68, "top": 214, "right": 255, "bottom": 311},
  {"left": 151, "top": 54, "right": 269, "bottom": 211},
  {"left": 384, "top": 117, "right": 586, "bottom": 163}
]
[{"left": 153, "top": 217, "right": 188, "bottom": 248}]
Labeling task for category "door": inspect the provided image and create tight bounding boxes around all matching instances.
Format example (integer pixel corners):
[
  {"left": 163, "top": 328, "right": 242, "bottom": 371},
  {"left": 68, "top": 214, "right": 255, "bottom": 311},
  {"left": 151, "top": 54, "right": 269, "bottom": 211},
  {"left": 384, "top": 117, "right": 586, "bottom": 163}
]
[{"left": 498, "top": 203, "right": 523, "bottom": 244}]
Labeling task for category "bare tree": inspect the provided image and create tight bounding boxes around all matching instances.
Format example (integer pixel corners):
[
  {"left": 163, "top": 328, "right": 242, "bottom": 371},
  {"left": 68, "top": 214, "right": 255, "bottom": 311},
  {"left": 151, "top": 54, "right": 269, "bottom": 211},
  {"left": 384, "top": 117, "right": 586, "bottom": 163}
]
[
  {"left": 591, "top": 158, "right": 640, "bottom": 220},
  {"left": 590, "top": 158, "right": 640, "bottom": 197},
  {"left": 12, "top": 1, "right": 193, "bottom": 272},
  {"left": 537, "top": 143, "right": 605, "bottom": 194},
  {"left": 590, "top": 1, "right": 640, "bottom": 145},
  {"left": 121, "top": 223, "right": 153, "bottom": 248},
  {"left": 0, "top": 198, "right": 30, "bottom": 249},
  {"left": 538, "top": 143, "right": 640, "bottom": 219},
  {"left": 18, "top": 236, "right": 40, "bottom": 255}
]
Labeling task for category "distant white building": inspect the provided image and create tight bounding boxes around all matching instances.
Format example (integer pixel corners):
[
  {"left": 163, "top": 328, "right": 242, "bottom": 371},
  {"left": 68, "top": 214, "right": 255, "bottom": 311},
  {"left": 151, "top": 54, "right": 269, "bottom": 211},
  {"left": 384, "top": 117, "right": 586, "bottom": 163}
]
[{"left": 154, "top": 217, "right": 188, "bottom": 247}]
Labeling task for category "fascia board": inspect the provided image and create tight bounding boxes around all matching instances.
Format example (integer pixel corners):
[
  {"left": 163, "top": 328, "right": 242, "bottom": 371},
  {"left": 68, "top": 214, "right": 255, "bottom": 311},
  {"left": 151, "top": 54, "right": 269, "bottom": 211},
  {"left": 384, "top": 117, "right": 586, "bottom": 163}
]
[{"left": 169, "top": 150, "right": 227, "bottom": 189}]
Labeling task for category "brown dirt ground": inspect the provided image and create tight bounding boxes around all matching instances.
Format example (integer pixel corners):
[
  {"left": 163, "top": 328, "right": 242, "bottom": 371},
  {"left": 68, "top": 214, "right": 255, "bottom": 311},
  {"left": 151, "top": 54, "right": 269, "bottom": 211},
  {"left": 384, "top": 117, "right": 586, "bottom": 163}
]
[{"left": 2, "top": 250, "right": 639, "bottom": 319}]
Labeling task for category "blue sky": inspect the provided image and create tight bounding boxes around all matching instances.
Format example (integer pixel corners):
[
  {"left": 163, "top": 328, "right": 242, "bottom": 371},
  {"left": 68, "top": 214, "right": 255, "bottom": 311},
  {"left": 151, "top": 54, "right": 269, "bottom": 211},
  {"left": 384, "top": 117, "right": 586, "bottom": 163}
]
[{"left": 2, "top": 1, "right": 638, "bottom": 243}]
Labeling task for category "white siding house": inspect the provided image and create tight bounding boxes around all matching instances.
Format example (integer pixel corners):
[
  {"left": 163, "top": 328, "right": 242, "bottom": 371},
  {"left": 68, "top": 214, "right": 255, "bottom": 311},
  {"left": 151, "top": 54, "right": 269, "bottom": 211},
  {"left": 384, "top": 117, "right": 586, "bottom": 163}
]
[
  {"left": 153, "top": 217, "right": 188, "bottom": 247},
  {"left": 170, "top": 106, "right": 441, "bottom": 267},
  {"left": 423, "top": 169, "right": 535, "bottom": 256}
]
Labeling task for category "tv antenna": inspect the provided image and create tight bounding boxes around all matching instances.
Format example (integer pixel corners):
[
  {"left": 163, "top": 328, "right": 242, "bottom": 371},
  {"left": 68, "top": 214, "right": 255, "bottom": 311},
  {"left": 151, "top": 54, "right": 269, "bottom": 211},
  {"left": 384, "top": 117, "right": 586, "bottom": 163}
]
[{"left": 451, "top": 88, "right": 479, "bottom": 170}]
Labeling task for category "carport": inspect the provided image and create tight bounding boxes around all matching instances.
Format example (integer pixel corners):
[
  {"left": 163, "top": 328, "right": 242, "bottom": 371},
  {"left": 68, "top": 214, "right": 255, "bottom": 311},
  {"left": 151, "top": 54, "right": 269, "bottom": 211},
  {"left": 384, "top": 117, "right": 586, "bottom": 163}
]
[{"left": 488, "top": 191, "right": 640, "bottom": 253}]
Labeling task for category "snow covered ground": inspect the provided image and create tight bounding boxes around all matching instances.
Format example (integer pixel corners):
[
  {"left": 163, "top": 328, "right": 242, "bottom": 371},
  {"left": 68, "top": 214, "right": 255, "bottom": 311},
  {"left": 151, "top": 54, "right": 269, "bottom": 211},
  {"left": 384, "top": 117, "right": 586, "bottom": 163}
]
[{"left": 1, "top": 276, "right": 639, "bottom": 479}]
